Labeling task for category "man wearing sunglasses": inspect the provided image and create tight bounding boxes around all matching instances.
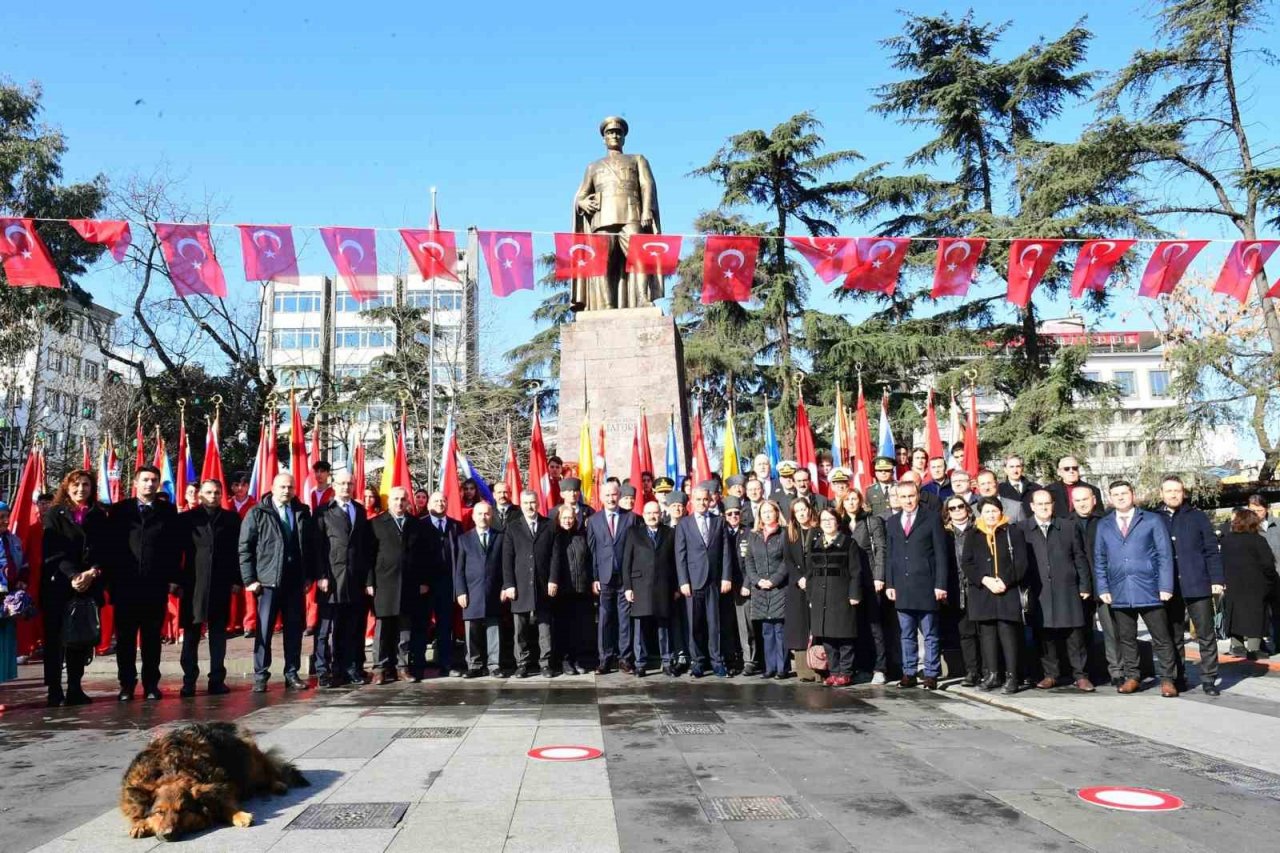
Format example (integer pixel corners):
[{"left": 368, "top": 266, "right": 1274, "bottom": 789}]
[{"left": 1045, "top": 456, "right": 1103, "bottom": 519}]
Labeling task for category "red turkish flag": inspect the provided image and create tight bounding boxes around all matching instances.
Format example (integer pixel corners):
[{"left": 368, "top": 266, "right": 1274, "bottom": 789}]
[
  {"left": 1006, "top": 239, "right": 1064, "bottom": 307},
  {"left": 788, "top": 236, "right": 854, "bottom": 283},
  {"left": 69, "top": 219, "right": 132, "bottom": 262},
  {"left": 625, "top": 234, "right": 682, "bottom": 276},
  {"left": 155, "top": 222, "right": 226, "bottom": 297},
  {"left": 320, "top": 226, "right": 379, "bottom": 301},
  {"left": 1069, "top": 239, "right": 1136, "bottom": 298},
  {"left": 400, "top": 228, "right": 461, "bottom": 282},
  {"left": 932, "top": 237, "right": 986, "bottom": 298},
  {"left": 1213, "top": 240, "right": 1280, "bottom": 303},
  {"left": 1137, "top": 240, "right": 1210, "bottom": 298},
  {"left": 238, "top": 224, "right": 300, "bottom": 284},
  {"left": 478, "top": 230, "right": 535, "bottom": 297},
  {"left": 553, "top": 232, "right": 611, "bottom": 280},
  {"left": 0, "top": 218, "right": 60, "bottom": 288},
  {"left": 702, "top": 235, "right": 758, "bottom": 304},
  {"left": 842, "top": 237, "right": 910, "bottom": 294}
]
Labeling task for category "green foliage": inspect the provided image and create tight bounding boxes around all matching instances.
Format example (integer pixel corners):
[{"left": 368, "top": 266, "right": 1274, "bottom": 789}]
[{"left": 503, "top": 253, "right": 568, "bottom": 416}]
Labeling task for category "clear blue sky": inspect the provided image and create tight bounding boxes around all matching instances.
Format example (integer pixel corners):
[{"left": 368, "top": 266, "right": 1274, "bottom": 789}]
[{"left": 9, "top": 0, "right": 1278, "bottom": 371}]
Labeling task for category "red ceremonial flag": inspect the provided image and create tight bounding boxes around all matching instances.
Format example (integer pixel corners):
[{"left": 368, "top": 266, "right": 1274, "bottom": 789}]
[
  {"left": 262, "top": 415, "right": 279, "bottom": 501},
  {"left": 400, "top": 228, "right": 461, "bottom": 282},
  {"left": 478, "top": 230, "right": 535, "bottom": 297},
  {"left": 842, "top": 237, "right": 910, "bottom": 294},
  {"left": 625, "top": 234, "right": 683, "bottom": 276},
  {"left": 794, "top": 397, "right": 818, "bottom": 487},
  {"left": 200, "top": 413, "right": 231, "bottom": 509},
  {"left": 175, "top": 411, "right": 190, "bottom": 504},
  {"left": 963, "top": 391, "right": 980, "bottom": 477},
  {"left": 82, "top": 433, "right": 92, "bottom": 472},
  {"left": 702, "top": 235, "right": 758, "bottom": 304},
  {"left": 853, "top": 383, "right": 874, "bottom": 495},
  {"left": 690, "top": 405, "right": 712, "bottom": 485},
  {"left": 1213, "top": 240, "right": 1280, "bottom": 303},
  {"left": 108, "top": 440, "right": 122, "bottom": 502},
  {"left": 238, "top": 224, "right": 300, "bottom": 284},
  {"left": 503, "top": 422, "right": 523, "bottom": 499},
  {"left": 628, "top": 423, "right": 644, "bottom": 515},
  {"left": 638, "top": 411, "right": 655, "bottom": 476},
  {"left": 554, "top": 232, "right": 611, "bottom": 280},
  {"left": 924, "top": 389, "right": 944, "bottom": 482},
  {"left": 1137, "top": 239, "right": 1210, "bottom": 298},
  {"left": 10, "top": 445, "right": 46, "bottom": 655},
  {"left": 932, "top": 237, "right": 986, "bottom": 298},
  {"left": 68, "top": 218, "right": 132, "bottom": 262},
  {"left": 319, "top": 226, "right": 379, "bottom": 301},
  {"left": 288, "top": 392, "right": 307, "bottom": 485},
  {"left": 441, "top": 423, "right": 463, "bottom": 522},
  {"left": 133, "top": 416, "right": 145, "bottom": 498},
  {"left": 528, "top": 404, "right": 552, "bottom": 515},
  {"left": 393, "top": 415, "right": 413, "bottom": 509},
  {"left": 305, "top": 425, "right": 322, "bottom": 508},
  {"left": 152, "top": 431, "right": 165, "bottom": 470},
  {"left": 0, "top": 217, "right": 60, "bottom": 288},
  {"left": 788, "top": 236, "right": 855, "bottom": 284},
  {"left": 1069, "top": 239, "right": 1136, "bottom": 298},
  {"left": 155, "top": 222, "right": 227, "bottom": 298},
  {"left": 352, "top": 442, "right": 367, "bottom": 495},
  {"left": 594, "top": 423, "right": 607, "bottom": 511},
  {"left": 1006, "top": 239, "right": 1064, "bottom": 307}
]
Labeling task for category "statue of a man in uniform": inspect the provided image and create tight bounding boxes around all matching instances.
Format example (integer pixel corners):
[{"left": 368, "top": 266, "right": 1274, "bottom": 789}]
[{"left": 571, "top": 117, "right": 663, "bottom": 312}]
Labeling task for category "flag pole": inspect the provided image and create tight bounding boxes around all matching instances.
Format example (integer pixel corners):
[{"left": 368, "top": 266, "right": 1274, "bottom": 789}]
[{"left": 426, "top": 186, "right": 439, "bottom": 492}]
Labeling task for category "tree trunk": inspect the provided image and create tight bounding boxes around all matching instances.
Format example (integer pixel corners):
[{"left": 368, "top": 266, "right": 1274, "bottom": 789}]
[{"left": 774, "top": 188, "right": 794, "bottom": 454}]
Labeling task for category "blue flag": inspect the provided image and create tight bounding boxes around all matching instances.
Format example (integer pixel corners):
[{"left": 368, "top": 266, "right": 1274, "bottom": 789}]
[
  {"left": 877, "top": 393, "right": 896, "bottom": 460},
  {"left": 763, "top": 405, "right": 780, "bottom": 476},
  {"left": 665, "top": 415, "right": 680, "bottom": 482}
]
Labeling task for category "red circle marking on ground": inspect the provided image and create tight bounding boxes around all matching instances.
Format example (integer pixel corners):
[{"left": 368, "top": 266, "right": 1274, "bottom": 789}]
[
  {"left": 1077, "top": 786, "right": 1184, "bottom": 812},
  {"left": 527, "top": 745, "right": 603, "bottom": 762}
]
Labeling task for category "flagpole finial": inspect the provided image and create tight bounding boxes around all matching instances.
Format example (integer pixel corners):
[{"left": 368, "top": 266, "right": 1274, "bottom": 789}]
[
  {"left": 211, "top": 393, "right": 224, "bottom": 415},
  {"left": 964, "top": 369, "right": 978, "bottom": 389}
]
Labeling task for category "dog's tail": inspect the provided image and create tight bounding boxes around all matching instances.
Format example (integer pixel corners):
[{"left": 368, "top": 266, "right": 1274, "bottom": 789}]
[{"left": 265, "top": 747, "right": 310, "bottom": 788}]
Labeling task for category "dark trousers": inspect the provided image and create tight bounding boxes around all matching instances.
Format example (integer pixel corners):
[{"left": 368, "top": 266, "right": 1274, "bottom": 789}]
[
  {"left": 878, "top": 592, "right": 903, "bottom": 679},
  {"left": 254, "top": 585, "right": 304, "bottom": 681},
  {"left": 819, "top": 636, "right": 855, "bottom": 676},
  {"left": 374, "top": 613, "right": 410, "bottom": 673},
  {"left": 181, "top": 621, "right": 226, "bottom": 687},
  {"left": 428, "top": 585, "right": 455, "bottom": 672},
  {"left": 316, "top": 601, "right": 364, "bottom": 680},
  {"left": 685, "top": 584, "right": 723, "bottom": 669},
  {"left": 633, "top": 616, "right": 672, "bottom": 668},
  {"left": 735, "top": 596, "right": 762, "bottom": 671},
  {"left": 1039, "top": 625, "right": 1088, "bottom": 681},
  {"left": 856, "top": 577, "right": 889, "bottom": 674},
  {"left": 718, "top": 591, "right": 741, "bottom": 668},
  {"left": 760, "top": 619, "right": 787, "bottom": 675},
  {"left": 1167, "top": 594, "right": 1218, "bottom": 684},
  {"left": 979, "top": 619, "right": 1022, "bottom": 680},
  {"left": 115, "top": 602, "right": 164, "bottom": 690},
  {"left": 514, "top": 610, "right": 553, "bottom": 669},
  {"left": 670, "top": 594, "right": 690, "bottom": 661},
  {"left": 597, "top": 581, "right": 633, "bottom": 665},
  {"left": 553, "top": 591, "right": 594, "bottom": 667},
  {"left": 465, "top": 617, "right": 501, "bottom": 671},
  {"left": 42, "top": 604, "right": 90, "bottom": 693},
  {"left": 1095, "top": 600, "right": 1123, "bottom": 679},
  {"left": 958, "top": 610, "right": 982, "bottom": 677},
  {"left": 1111, "top": 605, "right": 1177, "bottom": 681}
]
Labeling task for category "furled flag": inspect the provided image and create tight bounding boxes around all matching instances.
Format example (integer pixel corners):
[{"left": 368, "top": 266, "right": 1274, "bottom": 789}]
[
  {"left": 304, "top": 423, "right": 324, "bottom": 509},
  {"left": 96, "top": 440, "right": 112, "bottom": 503},
  {"left": 788, "top": 236, "right": 855, "bottom": 284},
  {"left": 842, "top": 237, "right": 910, "bottom": 294},
  {"left": 1137, "top": 239, "right": 1210, "bottom": 299},
  {"left": 665, "top": 414, "right": 680, "bottom": 482},
  {"left": 81, "top": 433, "right": 92, "bottom": 472},
  {"left": 528, "top": 403, "right": 552, "bottom": 515},
  {"left": 690, "top": 405, "right": 713, "bottom": 486},
  {"left": 628, "top": 424, "right": 644, "bottom": 515},
  {"left": 932, "top": 237, "right": 986, "bottom": 298},
  {"left": 852, "top": 383, "right": 874, "bottom": 494},
  {"left": 238, "top": 224, "right": 300, "bottom": 284},
  {"left": 1069, "top": 239, "right": 1136, "bottom": 298},
  {"left": 107, "top": 439, "right": 122, "bottom": 502},
  {"left": 154, "top": 432, "right": 175, "bottom": 502},
  {"left": 578, "top": 416, "right": 595, "bottom": 508},
  {"left": 638, "top": 410, "right": 655, "bottom": 476},
  {"left": 439, "top": 410, "right": 464, "bottom": 522},
  {"left": 721, "top": 408, "right": 741, "bottom": 479},
  {"left": 963, "top": 390, "right": 980, "bottom": 477},
  {"left": 625, "top": 234, "right": 682, "bottom": 277},
  {"left": 393, "top": 415, "right": 413, "bottom": 509},
  {"left": 702, "top": 235, "right": 758, "bottom": 304},
  {"left": 400, "top": 228, "right": 461, "bottom": 283},
  {"left": 133, "top": 416, "right": 145, "bottom": 498},
  {"left": 762, "top": 402, "right": 780, "bottom": 476},
  {"left": 948, "top": 391, "right": 963, "bottom": 464},
  {"left": 288, "top": 392, "right": 307, "bottom": 486},
  {"left": 830, "top": 385, "right": 850, "bottom": 468},
  {"left": 10, "top": 444, "right": 46, "bottom": 655},
  {"left": 595, "top": 424, "right": 608, "bottom": 509},
  {"left": 258, "top": 415, "right": 279, "bottom": 500},
  {"left": 200, "top": 413, "right": 230, "bottom": 509},
  {"left": 502, "top": 421, "right": 522, "bottom": 498},
  {"left": 554, "top": 233, "right": 611, "bottom": 280},
  {"left": 378, "top": 422, "right": 397, "bottom": 507},
  {"left": 176, "top": 411, "right": 194, "bottom": 505},
  {"left": 351, "top": 439, "right": 366, "bottom": 497},
  {"left": 1213, "top": 240, "right": 1280, "bottom": 303},
  {"left": 155, "top": 222, "right": 227, "bottom": 297},
  {"left": 924, "top": 389, "right": 944, "bottom": 482},
  {"left": 877, "top": 391, "right": 896, "bottom": 460},
  {"left": 1006, "top": 239, "right": 1063, "bottom": 307},
  {"left": 248, "top": 420, "right": 266, "bottom": 501},
  {"left": 479, "top": 230, "right": 536, "bottom": 297},
  {"left": 320, "top": 226, "right": 379, "bottom": 301},
  {"left": 0, "top": 217, "right": 60, "bottom": 288},
  {"left": 69, "top": 219, "right": 132, "bottom": 262},
  {"left": 794, "top": 397, "right": 818, "bottom": 488}
]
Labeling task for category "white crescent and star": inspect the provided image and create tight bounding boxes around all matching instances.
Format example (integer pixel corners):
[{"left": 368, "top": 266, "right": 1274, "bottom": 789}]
[
  {"left": 642, "top": 241, "right": 670, "bottom": 256},
  {"left": 717, "top": 248, "right": 746, "bottom": 278},
  {"left": 1161, "top": 242, "right": 1189, "bottom": 264},
  {"left": 1240, "top": 242, "right": 1264, "bottom": 276},
  {"left": 867, "top": 239, "right": 899, "bottom": 269},
  {"left": 495, "top": 237, "right": 522, "bottom": 270},
  {"left": 337, "top": 238, "right": 366, "bottom": 266},
  {"left": 175, "top": 237, "right": 206, "bottom": 270},
  {"left": 943, "top": 240, "right": 971, "bottom": 272},
  {"left": 252, "top": 229, "right": 282, "bottom": 259},
  {"left": 1018, "top": 243, "right": 1045, "bottom": 276},
  {"left": 3, "top": 223, "right": 33, "bottom": 259},
  {"left": 805, "top": 237, "right": 840, "bottom": 256},
  {"left": 418, "top": 240, "right": 447, "bottom": 261},
  {"left": 1089, "top": 240, "right": 1117, "bottom": 261},
  {"left": 569, "top": 242, "right": 596, "bottom": 267}
]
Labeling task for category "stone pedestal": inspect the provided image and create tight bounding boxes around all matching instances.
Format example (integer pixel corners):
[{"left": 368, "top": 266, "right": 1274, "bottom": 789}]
[{"left": 557, "top": 307, "right": 690, "bottom": 478}]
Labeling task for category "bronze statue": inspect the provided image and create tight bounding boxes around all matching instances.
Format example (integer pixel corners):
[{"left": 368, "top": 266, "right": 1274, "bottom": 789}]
[{"left": 571, "top": 117, "right": 663, "bottom": 311}]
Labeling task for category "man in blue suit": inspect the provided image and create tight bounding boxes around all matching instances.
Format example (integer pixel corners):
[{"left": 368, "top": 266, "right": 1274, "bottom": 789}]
[
  {"left": 675, "top": 482, "right": 734, "bottom": 677},
  {"left": 454, "top": 502, "right": 505, "bottom": 678},
  {"left": 587, "top": 480, "right": 635, "bottom": 674},
  {"left": 884, "top": 480, "right": 949, "bottom": 690}
]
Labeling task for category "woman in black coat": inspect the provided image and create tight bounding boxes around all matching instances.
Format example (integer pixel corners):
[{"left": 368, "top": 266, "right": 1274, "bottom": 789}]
[
  {"left": 741, "top": 500, "right": 790, "bottom": 678},
  {"left": 40, "top": 471, "right": 109, "bottom": 707},
  {"left": 943, "top": 498, "right": 981, "bottom": 686},
  {"left": 551, "top": 505, "right": 594, "bottom": 675},
  {"left": 803, "top": 508, "right": 864, "bottom": 687},
  {"left": 961, "top": 497, "right": 1028, "bottom": 694},
  {"left": 1221, "top": 509, "right": 1280, "bottom": 660},
  {"left": 783, "top": 499, "right": 817, "bottom": 654},
  {"left": 841, "top": 490, "right": 889, "bottom": 684}
]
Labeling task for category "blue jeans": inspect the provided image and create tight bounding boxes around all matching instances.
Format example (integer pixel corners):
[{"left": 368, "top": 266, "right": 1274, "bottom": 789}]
[
  {"left": 759, "top": 619, "right": 787, "bottom": 675},
  {"left": 897, "top": 609, "right": 941, "bottom": 678},
  {"left": 632, "top": 616, "right": 672, "bottom": 668}
]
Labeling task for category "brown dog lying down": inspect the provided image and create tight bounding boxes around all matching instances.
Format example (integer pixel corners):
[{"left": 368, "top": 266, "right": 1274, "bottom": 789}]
[{"left": 120, "top": 721, "right": 308, "bottom": 840}]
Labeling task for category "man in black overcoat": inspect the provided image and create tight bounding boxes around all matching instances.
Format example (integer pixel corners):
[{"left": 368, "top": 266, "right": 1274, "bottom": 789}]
[
  {"left": 623, "top": 500, "right": 678, "bottom": 676},
  {"left": 1023, "top": 489, "right": 1094, "bottom": 692},
  {"left": 454, "top": 502, "right": 506, "bottom": 677},
  {"left": 177, "top": 479, "right": 241, "bottom": 696},
  {"left": 367, "top": 487, "right": 430, "bottom": 682},
  {"left": 502, "top": 489, "right": 557, "bottom": 677},
  {"left": 315, "top": 471, "right": 373, "bottom": 687},
  {"left": 884, "top": 480, "right": 949, "bottom": 690},
  {"left": 423, "top": 490, "right": 463, "bottom": 676}
]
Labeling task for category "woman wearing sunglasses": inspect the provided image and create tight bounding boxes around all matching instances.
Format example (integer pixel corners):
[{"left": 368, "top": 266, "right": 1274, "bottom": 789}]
[
  {"left": 961, "top": 497, "right": 1028, "bottom": 693},
  {"left": 944, "top": 498, "right": 982, "bottom": 687}
]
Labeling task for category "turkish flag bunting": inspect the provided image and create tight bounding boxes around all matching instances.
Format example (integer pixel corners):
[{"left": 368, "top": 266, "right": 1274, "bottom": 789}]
[
  {"left": 702, "top": 235, "right": 758, "bottom": 304},
  {"left": 1069, "top": 239, "right": 1136, "bottom": 298},
  {"left": 1005, "top": 239, "right": 1064, "bottom": 307},
  {"left": 155, "top": 222, "right": 226, "bottom": 297},
  {"left": 69, "top": 218, "right": 132, "bottom": 262},
  {"left": 1137, "top": 240, "right": 1209, "bottom": 298},
  {"left": 400, "top": 228, "right": 461, "bottom": 282},
  {"left": 0, "top": 217, "right": 60, "bottom": 288},
  {"left": 238, "top": 224, "right": 300, "bottom": 284},
  {"left": 788, "top": 236, "right": 855, "bottom": 283},
  {"left": 478, "top": 230, "right": 535, "bottom": 297},
  {"left": 1213, "top": 240, "right": 1280, "bottom": 303},
  {"left": 553, "top": 232, "right": 611, "bottom": 280},
  {"left": 625, "top": 234, "right": 682, "bottom": 276},
  {"left": 932, "top": 237, "right": 986, "bottom": 298},
  {"left": 842, "top": 237, "right": 910, "bottom": 294},
  {"left": 319, "top": 226, "right": 379, "bottom": 301}
]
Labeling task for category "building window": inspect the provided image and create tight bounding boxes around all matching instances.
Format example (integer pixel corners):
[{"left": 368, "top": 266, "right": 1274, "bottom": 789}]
[
  {"left": 273, "top": 292, "right": 323, "bottom": 313},
  {"left": 1124, "top": 441, "right": 1141, "bottom": 457},
  {"left": 336, "top": 293, "right": 393, "bottom": 313},
  {"left": 1082, "top": 371, "right": 1100, "bottom": 383},
  {"left": 1112, "top": 371, "right": 1136, "bottom": 399},
  {"left": 83, "top": 360, "right": 100, "bottom": 381},
  {"left": 271, "top": 329, "right": 322, "bottom": 349},
  {"left": 335, "top": 365, "right": 370, "bottom": 379},
  {"left": 357, "top": 402, "right": 396, "bottom": 422},
  {"left": 47, "top": 350, "right": 64, "bottom": 373},
  {"left": 335, "top": 327, "right": 395, "bottom": 349},
  {"left": 1149, "top": 370, "right": 1170, "bottom": 398},
  {"left": 404, "top": 291, "right": 462, "bottom": 311},
  {"left": 278, "top": 367, "right": 321, "bottom": 388}
]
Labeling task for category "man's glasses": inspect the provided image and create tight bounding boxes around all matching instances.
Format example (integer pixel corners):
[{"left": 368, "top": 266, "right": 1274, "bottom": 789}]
[{"left": 1059, "top": 465, "right": 1079, "bottom": 472}]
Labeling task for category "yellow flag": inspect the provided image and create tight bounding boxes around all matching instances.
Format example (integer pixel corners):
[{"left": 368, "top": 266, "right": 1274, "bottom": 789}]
[
  {"left": 378, "top": 422, "right": 396, "bottom": 505},
  {"left": 722, "top": 408, "right": 741, "bottom": 478},
  {"left": 578, "top": 417, "right": 594, "bottom": 506}
]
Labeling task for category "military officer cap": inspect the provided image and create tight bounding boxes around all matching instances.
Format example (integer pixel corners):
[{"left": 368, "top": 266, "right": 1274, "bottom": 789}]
[
  {"left": 725, "top": 474, "right": 746, "bottom": 488},
  {"left": 667, "top": 489, "right": 687, "bottom": 504},
  {"left": 777, "top": 460, "right": 798, "bottom": 476},
  {"left": 560, "top": 477, "right": 582, "bottom": 491},
  {"left": 722, "top": 496, "right": 742, "bottom": 511},
  {"left": 600, "top": 116, "right": 629, "bottom": 136},
  {"left": 830, "top": 468, "right": 851, "bottom": 484},
  {"left": 653, "top": 476, "right": 674, "bottom": 494},
  {"left": 620, "top": 484, "right": 637, "bottom": 498},
  {"left": 873, "top": 457, "right": 895, "bottom": 472}
]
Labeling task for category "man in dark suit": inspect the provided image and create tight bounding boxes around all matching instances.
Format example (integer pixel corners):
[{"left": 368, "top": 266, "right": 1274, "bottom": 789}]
[
  {"left": 109, "top": 465, "right": 181, "bottom": 701},
  {"left": 1023, "top": 489, "right": 1094, "bottom": 692},
  {"left": 423, "top": 491, "right": 463, "bottom": 676},
  {"left": 1045, "top": 455, "right": 1104, "bottom": 519},
  {"left": 454, "top": 501, "right": 505, "bottom": 677},
  {"left": 315, "top": 471, "right": 372, "bottom": 688},
  {"left": 623, "top": 500, "right": 679, "bottom": 676},
  {"left": 751, "top": 454, "right": 783, "bottom": 501},
  {"left": 884, "top": 479, "right": 949, "bottom": 690},
  {"left": 177, "top": 478, "right": 241, "bottom": 697},
  {"left": 1157, "top": 475, "right": 1225, "bottom": 695},
  {"left": 587, "top": 480, "right": 634, "bottom": 674},
  {"left": 786, "top": 467, "right": 828, "bottom": 516},
  {"left": 675, "top": 482, "right": 734, "bottom": 677},
  {"left": 489, "top": 482, "right": 520, "bottom": 533},
  {"left": 1072, "top": 484, "right": 1119, "bottom": 686},
  {"left": 502, "top": 489, "right": 557, "bottom": 677},
  {"left": 366, "top": 487, "right": 430, "bottom": 683},
  {"left": 899, "top": 471, "right": 940, "bottom": 514},
  {"left": 720, "top": 495, "right": 752, "bottom": 675},
  {"left": 998, "top": 454, "right": 1040, "bottom": 509}
]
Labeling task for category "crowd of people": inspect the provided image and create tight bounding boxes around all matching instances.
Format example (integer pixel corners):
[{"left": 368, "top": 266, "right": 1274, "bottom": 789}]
[{"left": 6, "top": 444, "right": 1280, "bottom": 708}]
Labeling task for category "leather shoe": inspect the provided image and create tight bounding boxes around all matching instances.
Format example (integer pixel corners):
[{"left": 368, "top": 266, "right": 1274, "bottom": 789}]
[
  {"left": 921, "top": 676, "right": 938, "bottom": 690},
  {"left": 981, "top": 674, "right": 1001, "bottom": 691},
  {"left": 118, "top": 685, "right": 136, "bottom": 702},
  {"left": 208, "top": 683, "right": 230, "bottom": 695},
  {"left": 1117, "top": 678, "right": 1140, "bottom": 694},
  {"left": 179, "top": 685, "right": 196, "bottom": 698},
  {"left": 46, "top": 690, "right": 64, "bottom": 707},
  {"left": 1074, "top": 678, "right": 1096, "bottom": 693},
  {"left": 143, "top": 688, "right": 163, "bottom": 701},
  {"left": 399, "top": 667, "right": 421, "bottom": 684},
  {"left": 284, "top": 675, "right": 309, "bottom": 691},
  {"left": 1035, "top": 677, "right": 1057, "bottom": 690},
  {"left": 960, "top": 672, "right": 979, "bottom": 688},
  {"left": 1160, "top": 679, "right": 1179, "bottom": 698},
  {"left": 541, "top": 667, "right": 555, "bottom": 678},
  {"left": 251, "top": 680, "right": 268, "bottom": 693},
  {"left": 594, "top": 663, "right": 612, "bottom": 675},
  {"left": 463, "top": 669, "right": 482, "bottom": 679},
  {"left": 635, "top": 667, "right": 647, "bottom": 678},
  {"left": 713, "top": 665, "right": 728, "bottom": 678},
  {"left": 1002, "top": 678, "right": 1019, "bottom": 694},
  {"left": 64, "top": 689, "right": 92, "bottom": 705},
  {"left": 897, "top": 675, "right": 917, "bottom": 689},
  {"left": 515, "top": 666, "right": 531, "bottom": 679},
  {"left": 619, "top": 660, "right": 636, "bottom": 675},
  {"left": 1202, "top": 683, "right": 1220, "bottom": 696},
  {"left": 662, "top": 664, "right": 676, "bottom": 677}
]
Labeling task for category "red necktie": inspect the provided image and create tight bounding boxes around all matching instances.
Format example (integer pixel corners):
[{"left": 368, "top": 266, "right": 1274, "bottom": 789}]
[
  {"left": 608, "top": 512, "right": 616, "bottom": 537},
  {"left": 1120, "top": 516, "right": 1130, "bottom": 536},
  {"left": 903, "top": 514, "right": 913, "bottom": 537}
]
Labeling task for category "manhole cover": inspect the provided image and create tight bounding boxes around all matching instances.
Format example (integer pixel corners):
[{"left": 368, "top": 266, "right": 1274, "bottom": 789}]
[
  {"left": 287, "top": 802, "right": 408, "bottom": 830},
  {"left": 395, "top": 727, "right": 468, "bottom": 739},
  {"left": 664, "top": 723, "right": 725, "bottom": 735},
  {"left": 1047, "top": 721, "right": 1142, "bottom": 748},
  {"left": 908, "top": 719, "right": 977, "bottom": 731},
  {"left": 702, "top": 796, "right": 808, "bottom": 821},
  {"left": 1199, "top": 765, "right": 1280, "bottom": 795}
]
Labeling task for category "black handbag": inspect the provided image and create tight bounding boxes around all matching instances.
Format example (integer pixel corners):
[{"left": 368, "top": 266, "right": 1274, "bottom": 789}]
[{"left": 62, "top": 595, "right": 101, "bottom": 649}]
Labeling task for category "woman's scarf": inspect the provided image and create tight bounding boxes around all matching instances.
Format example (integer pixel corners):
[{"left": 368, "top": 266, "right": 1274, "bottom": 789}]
[{"left": 974, "top": 515, "right": 1008, "bottom": 578}]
